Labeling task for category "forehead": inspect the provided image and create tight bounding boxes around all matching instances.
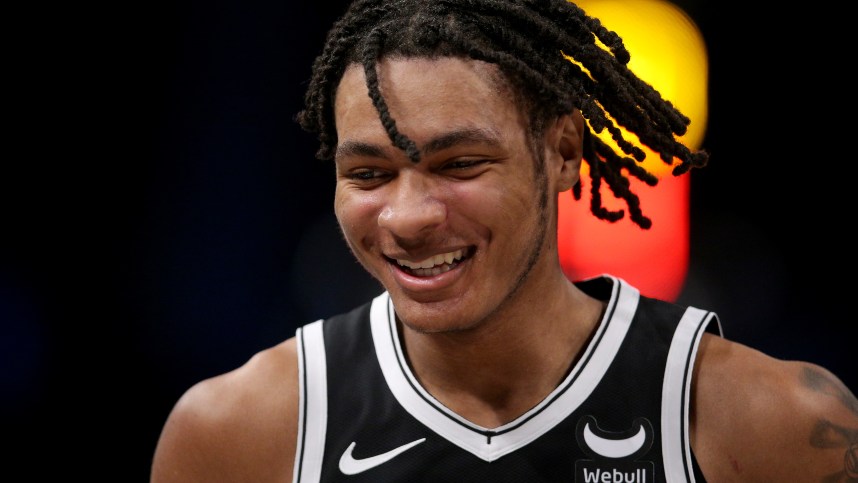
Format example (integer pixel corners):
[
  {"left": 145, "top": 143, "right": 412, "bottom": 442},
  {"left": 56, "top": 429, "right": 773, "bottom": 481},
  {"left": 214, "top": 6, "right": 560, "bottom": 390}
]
[{"left": 333, "top": 57, "right": 523, "bottom": 147}]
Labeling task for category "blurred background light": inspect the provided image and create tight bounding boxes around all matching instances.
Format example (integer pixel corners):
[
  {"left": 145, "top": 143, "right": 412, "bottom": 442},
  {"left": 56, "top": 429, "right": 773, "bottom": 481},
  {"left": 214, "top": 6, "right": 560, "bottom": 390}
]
[{"left": 558, "top": 0, "right": 708, "bottom": 301}]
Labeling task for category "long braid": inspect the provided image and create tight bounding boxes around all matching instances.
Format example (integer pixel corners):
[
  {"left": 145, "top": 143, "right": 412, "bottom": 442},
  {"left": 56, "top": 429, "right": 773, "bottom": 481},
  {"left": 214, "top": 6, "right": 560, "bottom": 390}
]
[
  {"left": 296, "top": 0, "right": 709, "bottom": 229},
  {"left": 361, "top": 28, "right": 421, "bottom": 162}
]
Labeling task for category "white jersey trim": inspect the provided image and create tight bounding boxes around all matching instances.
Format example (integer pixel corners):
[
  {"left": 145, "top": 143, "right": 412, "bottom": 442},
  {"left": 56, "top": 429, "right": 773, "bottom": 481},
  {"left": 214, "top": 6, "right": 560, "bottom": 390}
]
[
  {"left": 294, "top": 320, "right": 327, "bottom": 483},
  {"left": 370, "top": 275, "right": 641, "bottom": 461},
  {"left": 661, "top": 308, "right": 721, "bottom": 483}
]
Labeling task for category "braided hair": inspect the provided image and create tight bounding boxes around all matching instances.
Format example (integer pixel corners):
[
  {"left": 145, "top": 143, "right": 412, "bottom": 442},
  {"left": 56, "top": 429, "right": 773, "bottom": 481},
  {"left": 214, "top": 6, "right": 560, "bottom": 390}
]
[{"left": 296, "top": 0, "right": 709, "bottom": 229}]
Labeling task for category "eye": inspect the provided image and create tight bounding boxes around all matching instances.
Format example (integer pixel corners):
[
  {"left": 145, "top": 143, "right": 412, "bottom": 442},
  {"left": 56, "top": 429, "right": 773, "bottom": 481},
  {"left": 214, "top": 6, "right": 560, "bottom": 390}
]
[
  {"left": 349, "top": 169, "right": 383, "bottom": 180},
  {"left": 439, "top": 158, "right": 492, "bottom": 179},
  {"left": 342, "top": 168, "right": 392, "bottom": 186},
  {"left": 443, "top": 159, "right": 487, "bottom": 171}
]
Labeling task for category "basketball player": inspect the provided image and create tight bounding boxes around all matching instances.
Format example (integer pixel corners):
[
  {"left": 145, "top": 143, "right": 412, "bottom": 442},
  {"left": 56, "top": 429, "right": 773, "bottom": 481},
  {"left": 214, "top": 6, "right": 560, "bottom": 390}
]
[{"left": 150, "top": 1, "right": 858, "bottom": 481}]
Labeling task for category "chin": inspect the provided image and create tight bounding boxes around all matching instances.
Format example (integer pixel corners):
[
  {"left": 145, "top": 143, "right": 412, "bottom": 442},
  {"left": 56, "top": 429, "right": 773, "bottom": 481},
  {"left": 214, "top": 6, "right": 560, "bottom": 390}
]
[
  {"left": 400, "top": 318, "right": 477, "bottom": 335},
  {"left": 393, "top": 298, "right": 484, "bottom": 335}
]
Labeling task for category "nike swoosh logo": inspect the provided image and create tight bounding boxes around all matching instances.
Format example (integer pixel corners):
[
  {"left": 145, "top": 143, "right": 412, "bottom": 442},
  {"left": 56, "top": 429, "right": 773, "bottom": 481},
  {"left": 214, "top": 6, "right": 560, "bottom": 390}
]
[
  {"left": 583, "top": 422, "right": 646, "bottom": 458},
  {"left": 338, "top": 438, "right": 426, "bottom": 475}
]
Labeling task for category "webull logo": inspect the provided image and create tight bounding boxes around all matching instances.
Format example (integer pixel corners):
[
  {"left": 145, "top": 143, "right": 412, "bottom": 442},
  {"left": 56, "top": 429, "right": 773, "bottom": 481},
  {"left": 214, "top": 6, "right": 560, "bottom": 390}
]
[
  {"left": 575, "top": 416, "right": 654, "bottom": 483},
  {"left": 578, "top": 465, "right": 650, "bottom": 483}
]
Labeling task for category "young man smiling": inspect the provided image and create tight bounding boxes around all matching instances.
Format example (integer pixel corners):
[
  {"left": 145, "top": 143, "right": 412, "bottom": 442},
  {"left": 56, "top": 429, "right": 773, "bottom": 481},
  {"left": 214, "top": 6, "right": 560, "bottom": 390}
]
[{"left": 151, "top": 1, "right": 858, "bottom": 482}]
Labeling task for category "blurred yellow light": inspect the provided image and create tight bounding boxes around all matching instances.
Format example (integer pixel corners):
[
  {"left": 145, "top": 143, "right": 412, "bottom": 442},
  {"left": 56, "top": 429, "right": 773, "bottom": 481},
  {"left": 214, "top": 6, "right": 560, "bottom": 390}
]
[{"left": 571, "top": 0, "right": 708, "bottom": 175}]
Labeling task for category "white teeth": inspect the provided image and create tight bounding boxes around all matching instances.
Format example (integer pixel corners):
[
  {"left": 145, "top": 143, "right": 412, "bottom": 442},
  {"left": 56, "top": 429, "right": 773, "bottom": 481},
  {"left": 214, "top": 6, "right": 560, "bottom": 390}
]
[{"left": 396, "top": 249, "right": 465, "bottom": 270}]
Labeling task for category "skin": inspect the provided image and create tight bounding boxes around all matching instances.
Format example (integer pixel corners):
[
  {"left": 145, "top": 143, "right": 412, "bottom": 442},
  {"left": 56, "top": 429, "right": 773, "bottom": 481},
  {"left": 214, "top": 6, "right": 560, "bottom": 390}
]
[{"left": 150, "top": 57, "right": 858, "bottom": 482}]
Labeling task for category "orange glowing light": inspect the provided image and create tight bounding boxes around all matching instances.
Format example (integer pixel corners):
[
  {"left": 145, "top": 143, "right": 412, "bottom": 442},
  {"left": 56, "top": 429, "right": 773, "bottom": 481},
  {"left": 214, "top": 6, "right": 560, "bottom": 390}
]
[{"left": 559, "top": 0, "right": 708, "bottom": 300}]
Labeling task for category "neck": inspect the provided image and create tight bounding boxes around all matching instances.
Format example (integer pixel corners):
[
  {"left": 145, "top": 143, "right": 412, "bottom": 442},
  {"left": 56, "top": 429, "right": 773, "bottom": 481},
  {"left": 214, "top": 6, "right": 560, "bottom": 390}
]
[{"left": 399, "top": 271, "right": 606, "bottom": 428}]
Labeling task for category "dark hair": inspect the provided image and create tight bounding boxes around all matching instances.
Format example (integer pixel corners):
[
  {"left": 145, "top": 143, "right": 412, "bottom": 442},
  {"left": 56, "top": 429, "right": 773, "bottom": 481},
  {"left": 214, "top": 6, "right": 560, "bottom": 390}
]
[{"left": 296, "top": 0, "right": 709, "bottom": 229}]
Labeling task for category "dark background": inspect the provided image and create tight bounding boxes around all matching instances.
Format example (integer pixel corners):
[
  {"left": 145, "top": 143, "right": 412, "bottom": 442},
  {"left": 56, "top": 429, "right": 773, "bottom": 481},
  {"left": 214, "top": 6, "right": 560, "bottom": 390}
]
[{"left": 4, "top": 0, "right": 854, "bottom": 479}]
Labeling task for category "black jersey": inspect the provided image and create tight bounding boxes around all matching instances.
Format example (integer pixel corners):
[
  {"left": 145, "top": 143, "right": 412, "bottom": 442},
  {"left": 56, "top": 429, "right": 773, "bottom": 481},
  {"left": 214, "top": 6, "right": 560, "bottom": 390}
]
[{"left": 293, "top": 274, "right": 721, "bottom": 482}]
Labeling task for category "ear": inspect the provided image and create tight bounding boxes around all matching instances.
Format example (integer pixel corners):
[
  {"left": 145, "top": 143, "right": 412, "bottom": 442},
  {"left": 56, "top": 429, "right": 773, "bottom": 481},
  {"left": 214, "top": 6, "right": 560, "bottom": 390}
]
[{"left": 546, "top": 109, "right": 585, "bottom": 193}]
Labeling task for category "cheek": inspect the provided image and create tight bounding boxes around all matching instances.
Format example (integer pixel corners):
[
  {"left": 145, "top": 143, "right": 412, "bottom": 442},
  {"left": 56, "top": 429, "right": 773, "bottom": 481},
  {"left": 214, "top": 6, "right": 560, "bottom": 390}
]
[
  {"left": 452, "top": 176, "right": 533, "bottom": 222},
  {"left": 334, "top": 188, "right": 380, "bottom": 244},
  {"left": 446, "top": 183, "right": 516, "bottom": 248}
]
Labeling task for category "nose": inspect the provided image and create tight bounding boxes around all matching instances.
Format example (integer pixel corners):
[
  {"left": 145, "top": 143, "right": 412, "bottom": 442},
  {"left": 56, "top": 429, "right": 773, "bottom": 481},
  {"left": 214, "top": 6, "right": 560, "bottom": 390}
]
[{"left": 378, "top": 171, "right": 446, "bottom": 242}]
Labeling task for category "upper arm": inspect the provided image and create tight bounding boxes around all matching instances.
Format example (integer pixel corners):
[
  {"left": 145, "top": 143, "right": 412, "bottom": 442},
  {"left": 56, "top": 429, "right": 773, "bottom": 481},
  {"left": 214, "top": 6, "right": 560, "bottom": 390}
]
[
  {"left": 691, "top": 335, "right": 858, "bottom": 482},
  {"left": 150, "top": 338, "right": 301, "bottom": 483}
]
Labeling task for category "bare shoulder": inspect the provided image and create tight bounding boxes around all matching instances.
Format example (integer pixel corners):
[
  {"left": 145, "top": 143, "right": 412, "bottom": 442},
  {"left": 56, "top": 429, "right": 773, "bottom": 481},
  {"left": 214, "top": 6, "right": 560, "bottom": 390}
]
[
  {"left": 690, "top": 333, "right": 858, "bottom": 482},
  {"left": 150, "top": 337, "right": 300, "bottom": 483}
]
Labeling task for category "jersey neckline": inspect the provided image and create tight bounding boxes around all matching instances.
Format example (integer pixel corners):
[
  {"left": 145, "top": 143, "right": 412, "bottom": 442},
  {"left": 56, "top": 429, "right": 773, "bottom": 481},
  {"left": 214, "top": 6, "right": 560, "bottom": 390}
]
[{"left": 369, "top": 274, "right": 640, "bottom": 461}]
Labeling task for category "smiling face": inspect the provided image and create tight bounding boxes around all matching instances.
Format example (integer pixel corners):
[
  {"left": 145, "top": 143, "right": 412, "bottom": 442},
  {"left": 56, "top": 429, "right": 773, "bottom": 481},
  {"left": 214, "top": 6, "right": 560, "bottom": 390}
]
[{"left": 333, "top": 57, "right": 581, "bottom": 333}]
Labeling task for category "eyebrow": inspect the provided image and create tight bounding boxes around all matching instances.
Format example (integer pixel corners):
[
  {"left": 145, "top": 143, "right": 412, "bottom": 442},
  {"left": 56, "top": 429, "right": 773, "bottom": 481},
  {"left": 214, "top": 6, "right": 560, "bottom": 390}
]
[
  {"left": 421, "top": 128, "right": 503, "bottom": 156},
  {"left": 335, "top": 140, "right": 387, "bottom": 160},
  {"left": 335, "top": 127, "right": 503, "bottom": 161}
]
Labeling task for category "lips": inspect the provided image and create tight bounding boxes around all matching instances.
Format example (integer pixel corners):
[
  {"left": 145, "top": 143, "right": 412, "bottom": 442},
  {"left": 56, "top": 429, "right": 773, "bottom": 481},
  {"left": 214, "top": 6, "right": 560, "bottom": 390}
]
[{"left": 392, "top": 248, "right": 468, "bottom": 277}]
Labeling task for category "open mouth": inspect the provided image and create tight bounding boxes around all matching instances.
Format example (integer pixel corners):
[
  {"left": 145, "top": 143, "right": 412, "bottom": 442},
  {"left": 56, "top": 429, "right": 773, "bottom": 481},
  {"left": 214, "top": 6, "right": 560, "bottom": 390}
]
[{"left": 390, "top": 248, "right": 471, "bottom": 277}]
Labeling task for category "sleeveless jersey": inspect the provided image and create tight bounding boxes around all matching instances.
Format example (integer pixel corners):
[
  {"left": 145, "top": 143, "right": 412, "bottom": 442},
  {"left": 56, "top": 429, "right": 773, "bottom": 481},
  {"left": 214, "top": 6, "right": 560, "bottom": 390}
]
[{"left": 293, "top": 275, "right": 722, "bottom": 482}]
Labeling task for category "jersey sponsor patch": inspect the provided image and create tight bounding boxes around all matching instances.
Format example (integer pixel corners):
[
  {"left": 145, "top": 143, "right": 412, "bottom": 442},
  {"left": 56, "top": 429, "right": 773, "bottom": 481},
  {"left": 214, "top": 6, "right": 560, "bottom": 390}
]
[{"left": 574, "top": 415, "right": 655, "bottom": 483}]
